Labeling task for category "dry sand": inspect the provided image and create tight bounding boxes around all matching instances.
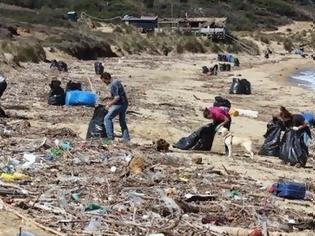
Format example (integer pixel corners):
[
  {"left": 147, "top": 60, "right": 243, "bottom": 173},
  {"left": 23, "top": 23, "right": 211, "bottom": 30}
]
[{"left": 0, "top": 51, "right": 314, "bottom": 235}]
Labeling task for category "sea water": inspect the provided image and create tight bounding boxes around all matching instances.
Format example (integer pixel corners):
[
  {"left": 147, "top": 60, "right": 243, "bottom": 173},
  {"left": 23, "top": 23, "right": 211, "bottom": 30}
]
[{"left": 291, "top": 70, "right": 315, "bottom": 90}]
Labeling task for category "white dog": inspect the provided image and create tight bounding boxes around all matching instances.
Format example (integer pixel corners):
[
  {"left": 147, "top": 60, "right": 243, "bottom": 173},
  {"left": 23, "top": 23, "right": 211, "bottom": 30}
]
[{"left": 216, "top": 126, "right": 254, "bottom": 159}]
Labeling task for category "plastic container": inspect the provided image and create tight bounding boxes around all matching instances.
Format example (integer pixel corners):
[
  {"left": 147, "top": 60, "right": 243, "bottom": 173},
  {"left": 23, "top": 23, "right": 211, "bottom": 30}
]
[
  {"left": 65, "top": 91, "right": 97, "bottom": 107},
  {"left": 271, "top": 182, "right": 306, "bottom": 200}
]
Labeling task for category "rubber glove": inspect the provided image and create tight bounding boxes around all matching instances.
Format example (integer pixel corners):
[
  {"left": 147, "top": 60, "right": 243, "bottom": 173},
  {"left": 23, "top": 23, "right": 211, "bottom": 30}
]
[{"left": 215, "top": 125, "right": 221, "bottom": 132}]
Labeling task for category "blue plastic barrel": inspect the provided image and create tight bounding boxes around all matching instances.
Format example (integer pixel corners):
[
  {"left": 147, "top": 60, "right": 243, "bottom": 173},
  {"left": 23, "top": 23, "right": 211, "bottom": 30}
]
[{"left": 65, "top": 91, "right": 97, "bottom": 107}]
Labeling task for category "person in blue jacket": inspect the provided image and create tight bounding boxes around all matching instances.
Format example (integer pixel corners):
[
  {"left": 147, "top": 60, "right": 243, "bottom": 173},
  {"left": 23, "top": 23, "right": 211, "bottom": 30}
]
[
  {"left": 100, "top": 72, "right": 130, "bottom": 142},
  {"left": 301, "top": 112, "right": 314, "bottom": 128}
]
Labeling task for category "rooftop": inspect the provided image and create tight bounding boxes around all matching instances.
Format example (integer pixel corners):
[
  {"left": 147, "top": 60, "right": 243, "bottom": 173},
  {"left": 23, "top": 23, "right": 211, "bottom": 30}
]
[{"left": 122, "top": 15, "right": 158, "bottom": 21}]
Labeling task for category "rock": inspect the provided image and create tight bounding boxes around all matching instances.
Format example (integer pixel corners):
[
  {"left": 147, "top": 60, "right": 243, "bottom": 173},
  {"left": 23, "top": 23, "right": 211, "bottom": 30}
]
[{"left": 192, "top": 156, "right": 202, "bottom": 165}]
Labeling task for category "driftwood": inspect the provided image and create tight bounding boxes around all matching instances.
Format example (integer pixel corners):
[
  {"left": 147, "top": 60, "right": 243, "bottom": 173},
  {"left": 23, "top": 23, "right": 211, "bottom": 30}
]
[{"left": 3, "top": 201, "right": 66, "bottom": 236}]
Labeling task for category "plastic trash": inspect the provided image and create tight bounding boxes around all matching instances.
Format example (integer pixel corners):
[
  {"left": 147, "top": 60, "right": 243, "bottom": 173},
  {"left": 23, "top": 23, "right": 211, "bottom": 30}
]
[
  {"left": 65, "top": 90, "right": 97, "bottom": 107},
  {"left": 270, "top": 182, "right": 306, "bottom": 200},
  {"left": 21, "top": 153, "right": 36, "bottom": 170},
  {"left": 156, "top": 189, "right": 181, "bottom": 214},
  {"left": 71, "top": 193, "right": 80, "bottom": 202},
  {"left": 16, "top": 232, "right": 35, "bottom": 236},
  {"left": 110, "top": 166, "right": 117, "bottom": 173},
  {"left": 184, "top": 193, "right": 216, "bottom": 202},
  {"left": 235, "top": 109, "right": 258, "bottom": 118},
  {"left": 54, "top": 139, "right": 72, "bottom": 151},
  {"left": 84, "top": 217, "right": 102, "bottom": 234},
  {"left": 85, "top": 203, "right": 103, "bottom": 212},
  {"left": 57, "top": 191, "right": 68, "bottom": 209},
  {"left": 2, "top": 164, "right": 15, "bottom": 174},
  {"left": 0, "top": 172, "right": 29, "bottom": 182},
  {"left": 49, "top": 147, "right": 63, "bottom": 158}
]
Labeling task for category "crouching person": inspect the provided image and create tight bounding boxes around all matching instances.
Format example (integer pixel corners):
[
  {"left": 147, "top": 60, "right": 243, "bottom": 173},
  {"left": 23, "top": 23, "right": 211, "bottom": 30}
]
[
  {"left": 100, "top": 72, "right": 130, "bottom": 143},
  {"left": 0, "top": 74, "right": 7, "bottom": 117}
]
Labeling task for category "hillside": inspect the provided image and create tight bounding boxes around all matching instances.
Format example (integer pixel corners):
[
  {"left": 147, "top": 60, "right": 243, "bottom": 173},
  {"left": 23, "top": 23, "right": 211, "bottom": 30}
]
[{"left": 0, "top": 0, "right": 315, "bottom": 30}]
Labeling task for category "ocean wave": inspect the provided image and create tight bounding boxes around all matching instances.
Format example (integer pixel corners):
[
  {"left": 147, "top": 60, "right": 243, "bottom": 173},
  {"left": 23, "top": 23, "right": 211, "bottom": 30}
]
[{"left": 291, "top": 70, "right": 315, "bottom": 89}]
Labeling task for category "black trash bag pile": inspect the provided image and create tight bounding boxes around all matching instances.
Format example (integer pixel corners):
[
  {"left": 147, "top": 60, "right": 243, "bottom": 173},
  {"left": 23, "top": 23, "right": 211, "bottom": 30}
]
[
  {"left": 50, "top": 60, "right": 68, "bottom": 72},
  {"left": 48, "top": 80, "right": 65, "bottom": 106},
  {"left": 95, "top": 62, "right": 104, "bottom": 75},
  {"left": 259, "top": 117, "right": 310, "bottom": 166},
  {"left": 213, "top": 96, "right": 231, "bottom": 109},
  {"left": 173, "top": 124, "right": 216, "bottom": 151},
  {"left": 280, "top": 129, "right": 309, "bottom": 166},
  {"left": 259, "top": 118, "right": 284, "bottom": 157},
  {"left": 86, "top": 105, "right": 108, "bottom": 139},
  {"left": 229, "top": 78, "right": 251, "bottom": 95},
  {"left": 219, "top": 63, "right": 231, "bottom": 72},
  {"left": 66, "top": 80, "right": 82, "bottom": 91}
]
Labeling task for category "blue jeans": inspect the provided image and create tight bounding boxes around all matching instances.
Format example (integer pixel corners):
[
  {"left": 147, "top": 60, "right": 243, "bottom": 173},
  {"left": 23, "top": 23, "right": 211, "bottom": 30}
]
[{"left": 104, "top": 104, "right": 130, "bottom": 141}]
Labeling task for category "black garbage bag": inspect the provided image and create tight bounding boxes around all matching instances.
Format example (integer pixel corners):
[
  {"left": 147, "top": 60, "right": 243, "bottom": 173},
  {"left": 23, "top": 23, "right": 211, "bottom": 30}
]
[
  {"left": 210, "top": 65, "right": 218, "bottom": 75},
  {"left": 280, "top": 129, "right": 308, "bottom": 166},
  {"left": 213, "top": 96, "right": 231, "bottom": 109},
  {"left": 259, "top": 118, "right": 284, "bottom": 157},
  {"left": 66, "top": 80, "right": 82, "bottom": 91},
  {"left": 95, "top": 62, "right": 104, "bottom": 75},
  {"left": 173, "top": 124, "right": 216, "bottom": 151},
  {"left": 241, "top": 79, "right": 251, "bottom": 95},
  {"left": 86, "top": 105, "right": 108, "bottom": 139},
  {"left": 173, "top": 131, "right": 200, "bottom": 150},
  {"left": 50, "top": 60, "right": 68, "bottom": 72},
  {"left": 229, "top": 78, "right": 251, "bottom": 95},
  {"left": 48, "top": 80, "right": 65, "bottom": 106},
  {"left": 202, "top": 66, "right": 209, "bottom": 74},
  {"left": 191, "top": 124, "right": 216, "bottom": 151}
]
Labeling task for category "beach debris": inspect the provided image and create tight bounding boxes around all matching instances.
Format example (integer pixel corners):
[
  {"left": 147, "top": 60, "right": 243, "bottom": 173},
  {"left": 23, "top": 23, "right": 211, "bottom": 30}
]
[
  {"left": 192, "top": 156, "right": 202, "bottom": 164},
  {"left": 154, "top": 139, "right": 170, "bottom": 152}
]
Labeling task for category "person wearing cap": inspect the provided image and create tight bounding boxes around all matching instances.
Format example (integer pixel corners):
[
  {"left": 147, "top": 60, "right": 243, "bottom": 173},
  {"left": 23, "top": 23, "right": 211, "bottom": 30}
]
[
  {"left": 0, "top": 74, "right": 7, "bottom": 117},
  {"left": 100, "top": 72, "right": 130, "bottom": 142}
]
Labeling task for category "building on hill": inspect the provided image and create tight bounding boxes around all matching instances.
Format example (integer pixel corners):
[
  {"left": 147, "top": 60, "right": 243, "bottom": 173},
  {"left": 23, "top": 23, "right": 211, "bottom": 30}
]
[
  {"left": 158, "top": 17, "right": 227, "bottom": 40},
  {"left": 122, "top": 15, "right": 158, "bottom": 33}
]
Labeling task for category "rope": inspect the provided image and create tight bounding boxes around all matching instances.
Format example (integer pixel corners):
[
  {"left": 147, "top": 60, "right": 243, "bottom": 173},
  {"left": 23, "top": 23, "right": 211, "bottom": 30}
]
[{"left": 81, "top": 12, "right": 122, "bottom": 22}]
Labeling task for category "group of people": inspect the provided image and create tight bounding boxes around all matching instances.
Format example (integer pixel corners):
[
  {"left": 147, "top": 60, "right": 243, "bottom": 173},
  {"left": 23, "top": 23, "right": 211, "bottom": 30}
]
[{"left": 1, "top": 68, "right": 313, "bottom": 167}]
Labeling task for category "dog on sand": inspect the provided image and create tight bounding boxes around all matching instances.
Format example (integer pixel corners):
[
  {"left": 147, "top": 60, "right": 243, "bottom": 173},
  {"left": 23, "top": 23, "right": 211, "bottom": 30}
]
[{"left": 216, "top": 126, "right": 254, "bottom": 159}]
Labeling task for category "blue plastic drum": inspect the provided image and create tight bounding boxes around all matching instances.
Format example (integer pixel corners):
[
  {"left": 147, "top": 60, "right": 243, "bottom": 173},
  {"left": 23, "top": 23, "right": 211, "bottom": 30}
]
[{"left": 65, "top": 91, "right": 97, "bottom": 107}]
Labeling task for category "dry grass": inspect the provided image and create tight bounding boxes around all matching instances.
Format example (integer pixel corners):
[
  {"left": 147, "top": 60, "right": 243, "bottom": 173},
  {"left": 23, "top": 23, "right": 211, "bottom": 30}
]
[{"left": 0, "top": 39, "right": 45, "bottom": 63}]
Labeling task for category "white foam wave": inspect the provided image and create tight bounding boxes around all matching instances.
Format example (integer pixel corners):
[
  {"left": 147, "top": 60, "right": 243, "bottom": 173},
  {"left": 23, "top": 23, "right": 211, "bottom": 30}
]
[{"left": 291, "top": 70, "right": 315, "bottom": 89}]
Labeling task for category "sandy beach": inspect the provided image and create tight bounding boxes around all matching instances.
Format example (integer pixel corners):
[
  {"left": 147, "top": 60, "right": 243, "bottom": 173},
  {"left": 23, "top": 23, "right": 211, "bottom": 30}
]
[{"left": 0, "top": 51, "right": 314, "bottom": 235}]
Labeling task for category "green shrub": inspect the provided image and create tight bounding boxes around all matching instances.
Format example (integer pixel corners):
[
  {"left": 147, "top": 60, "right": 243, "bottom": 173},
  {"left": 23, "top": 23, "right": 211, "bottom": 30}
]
[{"left": 0, "top": 39, "right": 45, "bottom": 63}]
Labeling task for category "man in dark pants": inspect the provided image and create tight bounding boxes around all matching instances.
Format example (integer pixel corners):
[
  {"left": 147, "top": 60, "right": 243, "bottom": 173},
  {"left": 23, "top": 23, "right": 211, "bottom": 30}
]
[
  {"left": 0, "top": 74, "right": 7, "bottom": 117},
  {"left": 100, "top": 72, "right": 130, "bottom": 142}
]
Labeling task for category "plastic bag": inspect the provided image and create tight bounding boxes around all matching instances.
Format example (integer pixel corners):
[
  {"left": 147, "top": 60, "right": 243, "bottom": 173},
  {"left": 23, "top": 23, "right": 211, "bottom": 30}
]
[
  {"left": 229, "top": 78, "right": 251, "bottom": 95},
  {"left": 48, "top": 80, "right": 65, "bottom": 106},
  {"left": 173, "top": 131, "right": 199, "bottom": 150},
  {"left": 259, "top": 118, "right": 284, "bottom": 157},
  {"left": 173, "top": 124, "right": 216, "bottom": 151},
  {"left": 86, "top": 105, "right": 108, "bottom": 139},
  {"left": 213, "top": 96, "right": 231, "bottom": 109},
  {"left": 94, "top": 62, "right": 104, "bottom": 75},
  {"left": 280, "top": 129, "right": 308, "bottom": 166}
]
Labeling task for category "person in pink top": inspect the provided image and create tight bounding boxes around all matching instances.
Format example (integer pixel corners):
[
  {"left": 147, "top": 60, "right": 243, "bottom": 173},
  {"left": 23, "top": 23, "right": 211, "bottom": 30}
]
[
  {"left": 203, "top": 106, "right": 231, "bottom": 130},
  {"left": 204, "top": 106, "right": 232, "bottom": 154}
]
